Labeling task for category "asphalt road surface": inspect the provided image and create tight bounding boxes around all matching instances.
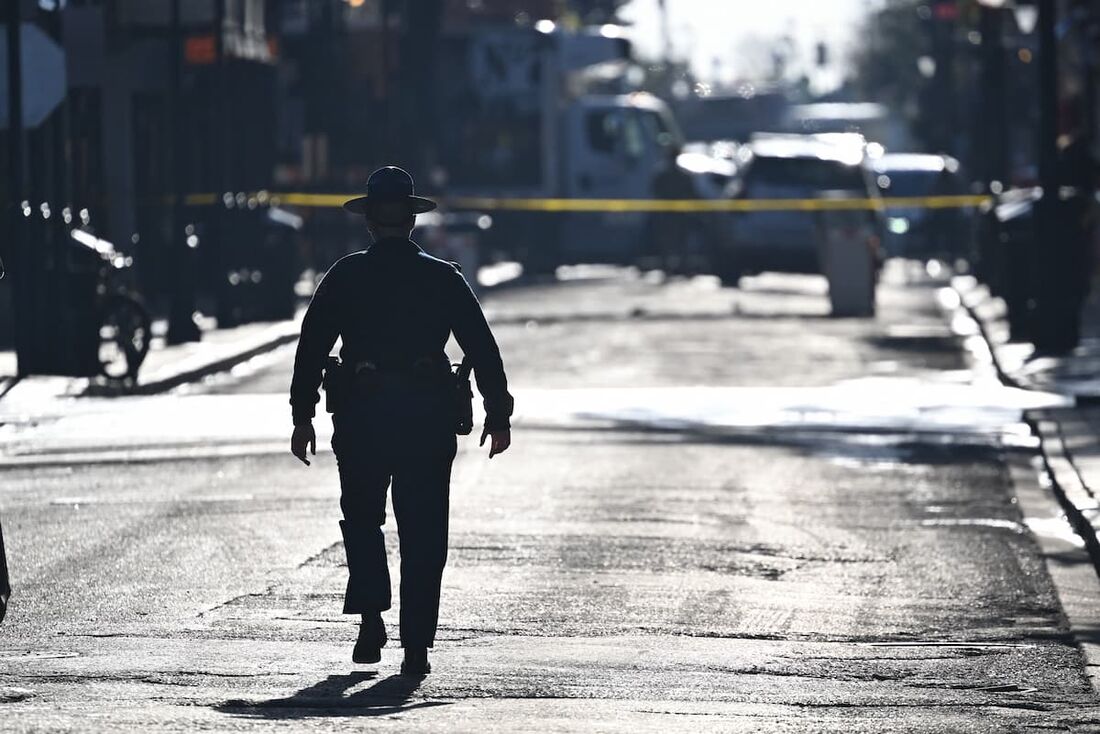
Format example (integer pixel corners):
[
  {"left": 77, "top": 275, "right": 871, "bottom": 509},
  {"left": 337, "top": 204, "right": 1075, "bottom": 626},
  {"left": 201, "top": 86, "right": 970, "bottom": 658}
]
[{"left": 3, "top": 264, "right": 1100, "bottom": 732}]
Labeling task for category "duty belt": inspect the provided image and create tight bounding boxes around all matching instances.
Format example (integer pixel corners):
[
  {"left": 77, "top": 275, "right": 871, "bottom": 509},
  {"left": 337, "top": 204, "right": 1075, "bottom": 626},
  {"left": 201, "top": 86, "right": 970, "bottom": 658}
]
[{"left": 351, "top": 357, "right": 447, "bottom": 377}]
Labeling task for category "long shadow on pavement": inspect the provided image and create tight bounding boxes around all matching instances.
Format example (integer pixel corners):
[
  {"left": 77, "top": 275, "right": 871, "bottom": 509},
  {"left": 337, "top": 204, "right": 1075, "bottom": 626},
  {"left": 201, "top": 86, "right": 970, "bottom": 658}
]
[{"left": 216, "top": 671, "right": 449, "bottom": 719}]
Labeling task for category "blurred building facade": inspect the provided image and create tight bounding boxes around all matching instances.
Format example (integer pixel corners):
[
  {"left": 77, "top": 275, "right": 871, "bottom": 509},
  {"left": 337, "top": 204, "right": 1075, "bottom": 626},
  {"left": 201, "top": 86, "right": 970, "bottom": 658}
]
[
  {"left": 0, "top": 0, "right": 628, "bottom": 362},
  {"left": 955, "top": 0, "right": 1100, "bottom": 352},
  {"left": 274, "top": 0, "right": 625, "bottom": 191},
  {"left": 1, "top": 0, "right": 282, "bottom": 355}
]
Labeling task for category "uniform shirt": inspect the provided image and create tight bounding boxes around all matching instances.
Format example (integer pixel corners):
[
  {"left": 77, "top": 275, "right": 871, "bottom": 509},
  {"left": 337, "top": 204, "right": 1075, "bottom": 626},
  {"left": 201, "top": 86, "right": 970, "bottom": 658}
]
[{"left": 290, "top": 237, "right": 513, "bottom": 431}]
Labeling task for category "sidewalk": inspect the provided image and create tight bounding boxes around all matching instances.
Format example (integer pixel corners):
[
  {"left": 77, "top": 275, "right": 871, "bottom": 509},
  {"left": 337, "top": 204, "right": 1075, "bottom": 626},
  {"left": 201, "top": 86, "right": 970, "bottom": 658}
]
[
  {"left": 952, "top": 275, "right": 1100, "bottom": 568},
  {"left": 953, "top": 275, "right": 1100, "bottom": 398},
  {"left": 0, "top": 314, "right": 302, "bottom": 406}
]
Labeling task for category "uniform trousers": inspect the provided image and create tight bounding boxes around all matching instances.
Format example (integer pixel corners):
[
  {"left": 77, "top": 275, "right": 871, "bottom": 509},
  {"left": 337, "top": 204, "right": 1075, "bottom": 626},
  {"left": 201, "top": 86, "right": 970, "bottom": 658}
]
[{"left": 331, "top": 373, "right": 457, "bottom": 648}]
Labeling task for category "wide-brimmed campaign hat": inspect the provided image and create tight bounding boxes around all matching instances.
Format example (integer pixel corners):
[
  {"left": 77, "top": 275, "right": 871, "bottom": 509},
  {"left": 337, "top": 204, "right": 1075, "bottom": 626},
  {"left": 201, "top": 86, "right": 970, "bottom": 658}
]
[{"left": 343, "top": 166, "right": 437, "bottom": 223}]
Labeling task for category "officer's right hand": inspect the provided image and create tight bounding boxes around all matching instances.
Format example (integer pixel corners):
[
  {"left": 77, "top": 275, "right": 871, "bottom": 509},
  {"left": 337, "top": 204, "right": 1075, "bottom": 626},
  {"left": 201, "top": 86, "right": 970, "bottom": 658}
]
[
  {"left": 480, "top": 428, "right": 511, "bottom": 459},
  {"left": 291, "top": 423, "right": 317, "bottom": 466}
]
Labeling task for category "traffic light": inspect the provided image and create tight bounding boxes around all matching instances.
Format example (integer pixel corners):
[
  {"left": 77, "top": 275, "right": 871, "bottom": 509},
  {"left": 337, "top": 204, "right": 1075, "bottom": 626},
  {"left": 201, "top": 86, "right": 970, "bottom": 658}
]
[{"left": 932, "top": 1, "right": 961, "bottom": 22}]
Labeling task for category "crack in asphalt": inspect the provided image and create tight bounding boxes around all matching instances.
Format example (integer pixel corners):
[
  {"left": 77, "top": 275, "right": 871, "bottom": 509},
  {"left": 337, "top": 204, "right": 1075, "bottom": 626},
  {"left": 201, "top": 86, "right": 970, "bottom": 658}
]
[
  {"left": 691, "top": 666, "right": 1046, "bottom": 693},
  {"left": 159, "top": 670, "right": 299, "bottom": 679},
  {"left": 633, "top": 709, "right": 731, "bottom": 717},
  {"left": 296, "top": 543, "right": 342, "bottom": 570},
  {"left": 200, "top": 586, "right": 280, "bottom": 617},
  {"left": 0, "top": 688, "right": 35, "bottom": 704},
  {"left": 788, "top": 700, "right": 1059, "bottom": 712}
]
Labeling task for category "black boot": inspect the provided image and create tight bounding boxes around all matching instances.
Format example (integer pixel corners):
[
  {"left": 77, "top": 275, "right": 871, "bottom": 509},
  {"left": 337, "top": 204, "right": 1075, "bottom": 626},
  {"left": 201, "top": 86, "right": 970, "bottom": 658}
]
[
  {"left": 352, "top": 614, "right": 387, "bottom": 664},
  {"left": 401, "top": 647, "right": 431, "bottom": 676}
]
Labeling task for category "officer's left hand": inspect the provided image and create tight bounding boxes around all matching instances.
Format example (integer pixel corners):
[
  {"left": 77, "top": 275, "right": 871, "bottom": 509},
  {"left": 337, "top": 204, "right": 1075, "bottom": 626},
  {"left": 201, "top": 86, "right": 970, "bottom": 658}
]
[
  {"left": 291, "top": 423, "right": 317, "bottom": 466},
  {"left": 480, "top": 428, "right": 511, "bottom": 459}
]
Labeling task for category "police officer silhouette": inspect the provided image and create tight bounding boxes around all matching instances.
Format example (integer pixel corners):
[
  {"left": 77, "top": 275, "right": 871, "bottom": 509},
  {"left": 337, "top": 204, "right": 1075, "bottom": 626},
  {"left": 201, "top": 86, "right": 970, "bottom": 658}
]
[{"left": 290, "top": 166, "right": 513, "bottom": 675}]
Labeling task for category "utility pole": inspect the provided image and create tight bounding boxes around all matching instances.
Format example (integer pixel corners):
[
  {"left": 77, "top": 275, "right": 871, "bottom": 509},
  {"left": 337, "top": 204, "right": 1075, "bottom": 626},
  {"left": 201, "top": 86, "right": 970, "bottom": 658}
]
[
  {"left": 931, "top": 3, "right": 958, "bottom": 154},
  {"left": 42, "top": 3, "right": 70, "bottom": 374},
  {"left": 1032, "top": 0, "right": 1076, "bottom": 352},
  {"left": 166, "top": 0, "right": 200, "bottom": 343},
  {"left": 1036, "top": 0, "right": 1058, "bottom": 209},
  {"left": 976, "top": 4, "right": 1023, "bottom": 334},
  {"left": 6, "top": 0, "right": 32, "bottom": 375},
  {"left": 381, "top": 0, "right": 398, "bottom": 157},
  {"left": 979, "top": 6, "right": 1008, "bottom": 190},
  {"left": 400, "top": 0, "right": 443, "bottom": 177},
  {"left": 1079, "top": 0, "right": 1098, "bottom": 176}
]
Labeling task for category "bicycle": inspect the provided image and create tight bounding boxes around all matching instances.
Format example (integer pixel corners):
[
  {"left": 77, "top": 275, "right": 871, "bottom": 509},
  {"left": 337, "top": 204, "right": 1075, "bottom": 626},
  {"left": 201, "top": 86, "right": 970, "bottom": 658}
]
[{"left": 70, "top": 229, "right": 152, "bottom": 382}]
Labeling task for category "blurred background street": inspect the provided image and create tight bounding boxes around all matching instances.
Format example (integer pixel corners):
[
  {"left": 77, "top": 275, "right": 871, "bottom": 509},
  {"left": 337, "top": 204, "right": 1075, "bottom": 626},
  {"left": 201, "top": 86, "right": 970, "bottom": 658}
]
[{"left": 4, "top": 0, "right": 1100, "bottom": 731}]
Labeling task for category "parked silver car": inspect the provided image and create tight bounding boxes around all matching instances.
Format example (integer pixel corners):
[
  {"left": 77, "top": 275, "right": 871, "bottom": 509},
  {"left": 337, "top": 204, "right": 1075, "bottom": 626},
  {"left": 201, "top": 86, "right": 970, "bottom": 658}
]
[{"left": 720, "top": 133, "right": 882, "bottom": 282}]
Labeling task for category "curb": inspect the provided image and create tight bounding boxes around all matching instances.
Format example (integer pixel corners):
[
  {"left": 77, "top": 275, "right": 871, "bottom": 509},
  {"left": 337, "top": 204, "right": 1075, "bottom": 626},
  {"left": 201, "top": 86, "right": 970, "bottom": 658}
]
[
  {"left": 948, "top": 276, "right": 1100, "bottom": 574},
  {"left": 1027, "top": 413, "right": 1100, "bottom": 572},
  {"left": 949, "top": 276, "right": 1024, "bottom": 390},
  {"left": 0, "top": 320, "right": 301, "bottom": 404}
]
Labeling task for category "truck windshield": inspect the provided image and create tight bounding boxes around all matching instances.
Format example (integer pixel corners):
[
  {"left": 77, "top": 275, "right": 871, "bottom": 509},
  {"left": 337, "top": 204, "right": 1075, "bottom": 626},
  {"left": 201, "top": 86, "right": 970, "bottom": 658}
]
[
  {"left": 586, "top": 109, "right": 649, "bottom": 160},
  {"left": 586, "top": 110, "right": 622, "bottom": 154}
]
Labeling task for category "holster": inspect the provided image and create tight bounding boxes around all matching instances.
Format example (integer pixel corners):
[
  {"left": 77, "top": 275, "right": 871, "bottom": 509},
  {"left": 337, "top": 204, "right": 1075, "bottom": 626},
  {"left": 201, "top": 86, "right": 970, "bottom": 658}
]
[
  {"left": 322, "top": 356, "right": 352, "bottom": 414},
  {"left": 453, "top": 359, "right": 474, "bottom": 436}
]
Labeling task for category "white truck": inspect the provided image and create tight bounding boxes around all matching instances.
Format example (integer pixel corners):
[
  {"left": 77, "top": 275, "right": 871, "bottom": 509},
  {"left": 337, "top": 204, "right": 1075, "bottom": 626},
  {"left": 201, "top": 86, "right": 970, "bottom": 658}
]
[{"left": 437, "top": 25, "right": 726, "bottom": 272}]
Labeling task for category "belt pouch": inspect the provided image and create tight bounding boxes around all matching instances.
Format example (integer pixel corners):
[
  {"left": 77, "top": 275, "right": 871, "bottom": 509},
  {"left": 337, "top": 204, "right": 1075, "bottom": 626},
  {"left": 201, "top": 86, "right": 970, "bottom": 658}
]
[{"left": 322, "top": 357, "right": 349, "bottom": 413}]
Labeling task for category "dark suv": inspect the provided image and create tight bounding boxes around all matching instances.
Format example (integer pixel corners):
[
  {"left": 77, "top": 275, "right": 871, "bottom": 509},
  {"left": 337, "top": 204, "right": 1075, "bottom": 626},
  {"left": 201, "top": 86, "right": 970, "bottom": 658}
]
[{"left": 872, "top": 153, "right": 970, "bottom": 260}]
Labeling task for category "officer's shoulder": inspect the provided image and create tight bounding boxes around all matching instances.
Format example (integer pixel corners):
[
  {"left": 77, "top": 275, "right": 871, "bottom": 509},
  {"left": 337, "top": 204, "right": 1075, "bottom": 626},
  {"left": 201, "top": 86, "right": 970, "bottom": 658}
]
[
  {"left": 415, "top": 250, "right": 465, "bottom": 276},
  {"left": 332, "top": 250, "right": 369, "bottom": 270},
  {"left": 316, "top": 251, "right": 366, "bottom": 294},
  {"left": 323, "top": 251, "right": 369, "bottom": 278}
]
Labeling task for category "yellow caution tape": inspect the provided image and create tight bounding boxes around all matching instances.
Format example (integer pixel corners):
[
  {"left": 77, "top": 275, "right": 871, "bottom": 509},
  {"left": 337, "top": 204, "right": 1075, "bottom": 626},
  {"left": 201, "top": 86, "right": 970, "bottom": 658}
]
[
  {"left": 274, "top": 193, "right": 349, "bottom": 208},
  {"left": 879, "top": 195, "right": 992, "bottom": 210},
  {"left": 183, "top": 192, "right": 991, "bottom": 213},
  {"left": 183, "top": 193, "right": 220, "bottom": 206},
  {"left": 448, "top": 195, "right": 990, "bottom": 213}
]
